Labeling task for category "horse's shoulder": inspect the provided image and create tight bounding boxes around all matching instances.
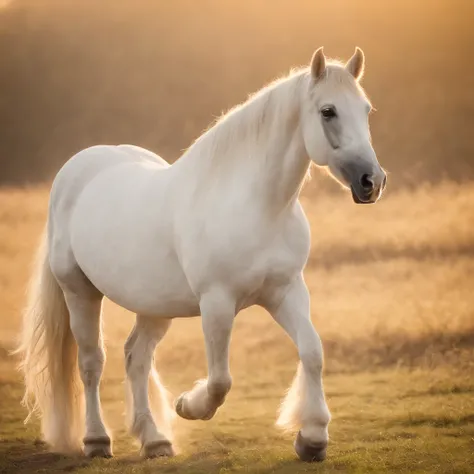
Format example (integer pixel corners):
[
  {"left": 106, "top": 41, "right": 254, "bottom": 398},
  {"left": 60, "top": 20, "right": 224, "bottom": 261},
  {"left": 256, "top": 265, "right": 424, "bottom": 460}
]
[
  {"left": 286, "top": 200, "right": 310, "bottom": 236},
  {"left": 279, "top": 201, "right": 311, "bottom": 257},
  {"left": 262, "top": 201, "right": 310, "bottom": 270}
]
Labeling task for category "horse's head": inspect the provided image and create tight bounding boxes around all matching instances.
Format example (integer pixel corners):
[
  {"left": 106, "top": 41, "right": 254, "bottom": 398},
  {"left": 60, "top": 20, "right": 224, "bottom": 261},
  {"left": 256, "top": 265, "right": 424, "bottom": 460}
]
[{"left": 301, "top": 47, "right": 386, "bottom": 204}]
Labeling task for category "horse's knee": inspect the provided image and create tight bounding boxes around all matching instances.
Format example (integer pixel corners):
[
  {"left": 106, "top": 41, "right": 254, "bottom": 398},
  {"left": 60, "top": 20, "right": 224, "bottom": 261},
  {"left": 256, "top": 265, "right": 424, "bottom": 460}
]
[
  {"left": 78, "top": 346, "right": 105, "bottom": 382},
  {"left": 124, "top": 350, "right": 133, "bottom": 373},
  {"left": 299, "top": 347, "right": 323, "bottom": 373},
  {"left": 124, "top": 340, "right": 133, "bottom": 369},
  {"left": 124, "top": 329, "right": 137, "bottom": 357},
  {"left": 124, "top": 318, "right": 170, "bottom": 376},
  {"left": 124, "top": 324, "right": 139, "bottom": 371},
  {"left": 124, "top": 344, "right": 149, "bottom": 382}
]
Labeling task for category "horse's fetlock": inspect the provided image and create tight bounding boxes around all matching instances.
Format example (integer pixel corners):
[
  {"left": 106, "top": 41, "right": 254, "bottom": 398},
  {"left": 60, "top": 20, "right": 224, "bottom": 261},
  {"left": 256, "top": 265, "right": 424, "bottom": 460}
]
[
  {"left": 131, "top": 411, "right": 154, "bottom": 437},
  {"left": 208, "top": 377, "right": 232, "bottom": 401}
]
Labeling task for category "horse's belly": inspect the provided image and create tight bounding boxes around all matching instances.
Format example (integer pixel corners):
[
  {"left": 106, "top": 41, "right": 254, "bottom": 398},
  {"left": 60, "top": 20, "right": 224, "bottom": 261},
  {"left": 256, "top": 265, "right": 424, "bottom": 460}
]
[
  {"left": 73, "top": 234, "right": 200, "bottom": 317},
  {"left": 94, "top": 263, "right": 200, "bottom": 318}
]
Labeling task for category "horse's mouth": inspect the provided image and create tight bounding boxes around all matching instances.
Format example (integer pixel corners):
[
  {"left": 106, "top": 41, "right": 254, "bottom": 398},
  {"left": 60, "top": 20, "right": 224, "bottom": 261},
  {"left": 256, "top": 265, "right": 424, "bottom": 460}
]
[{"left": 350, "top": 185, "right": 375, "bottom": 204}]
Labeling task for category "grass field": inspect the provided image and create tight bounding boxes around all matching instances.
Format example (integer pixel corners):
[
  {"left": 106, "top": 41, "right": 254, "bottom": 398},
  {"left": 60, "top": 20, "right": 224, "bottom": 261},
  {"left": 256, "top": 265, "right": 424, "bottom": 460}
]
[{"left": 0, "top": 183, "right": 473, "bottom": 473}]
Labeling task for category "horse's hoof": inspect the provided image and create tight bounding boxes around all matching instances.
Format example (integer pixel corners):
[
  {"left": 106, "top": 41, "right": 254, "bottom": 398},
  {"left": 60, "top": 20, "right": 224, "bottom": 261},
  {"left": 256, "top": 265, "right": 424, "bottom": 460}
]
[
  {"left": 175, "top": 392, "right": 217, "bottom": 420},
  {"left": 200, "top": 407, "right": 218, "bottom": 420},
  {"left": 175, "top": 392, "right": 193, "bottom": 420},
  {"left": 83, "top": 436, "right": 113, "bottom": 458},
  {"left": 294, "top": 431, "right": 327, "bottom": 462},
  {"left": 141, "top": 440, "right": 175, "bottom": 458}
]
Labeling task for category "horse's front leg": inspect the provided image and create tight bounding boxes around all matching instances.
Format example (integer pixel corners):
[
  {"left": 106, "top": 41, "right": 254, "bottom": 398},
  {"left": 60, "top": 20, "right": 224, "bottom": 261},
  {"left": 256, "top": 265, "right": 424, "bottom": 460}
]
[
  {"left": 263, "top": 274, "right": 331, "bottom": 462},
  {"left": 175, "top": 288, "right": 234, "bottom": 421}
]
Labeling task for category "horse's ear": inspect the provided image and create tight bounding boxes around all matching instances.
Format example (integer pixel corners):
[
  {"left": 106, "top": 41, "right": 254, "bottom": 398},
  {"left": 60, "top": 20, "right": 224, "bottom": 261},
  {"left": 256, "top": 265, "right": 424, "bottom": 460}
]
[
  {"left": 310, "top": 47, "right": 326, "bottom": 81},
  {"left": 345, "top": 47, "right": 365, "bottom": 81}
]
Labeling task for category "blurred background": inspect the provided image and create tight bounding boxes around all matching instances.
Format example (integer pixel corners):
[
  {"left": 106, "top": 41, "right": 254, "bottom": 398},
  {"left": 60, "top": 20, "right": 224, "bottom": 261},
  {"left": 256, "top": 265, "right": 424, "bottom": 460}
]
[
  {"left": 1, "top": 2, "right": 474, "bottom": 472},
  {"left": 0, "top": 0, "right": 473, "bottom": 187}
]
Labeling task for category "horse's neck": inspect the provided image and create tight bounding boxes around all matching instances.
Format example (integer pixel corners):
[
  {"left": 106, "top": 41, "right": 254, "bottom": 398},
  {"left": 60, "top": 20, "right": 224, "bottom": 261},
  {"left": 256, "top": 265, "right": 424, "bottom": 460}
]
[
  {"left": 257, "top": 116, "right": 310, "bottom": 210},
  {"left": 179, "top": 74, "right": 311, "bottom": 213}
]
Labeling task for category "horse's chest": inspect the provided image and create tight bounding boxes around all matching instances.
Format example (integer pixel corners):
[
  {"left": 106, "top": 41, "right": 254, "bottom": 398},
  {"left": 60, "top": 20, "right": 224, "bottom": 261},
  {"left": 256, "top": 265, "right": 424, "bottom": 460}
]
[
  {"left": 256, "top": 239, "right": 309, "bottom": 284},
  {"left": 241, "top": 212, "right": 310, "bottom": 281},
  {"left": 182, "top": 212, "right": 310, "bottom": 300},
  {"left": 230, "top": 237, "right": 310, "bottom": 310}
]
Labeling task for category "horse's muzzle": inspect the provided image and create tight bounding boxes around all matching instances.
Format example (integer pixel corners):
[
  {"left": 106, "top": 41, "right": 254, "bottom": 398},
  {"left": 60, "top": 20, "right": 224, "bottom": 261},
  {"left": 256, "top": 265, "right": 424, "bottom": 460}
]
[
  {"left": 350, "top": 184, "right": 375, "bottom": 204},
  {"left": 348, "top": 170, "right": 386, "bottom": 204},
  {"left": 339, "top": 160, "right": 386, "bottom": 204}
]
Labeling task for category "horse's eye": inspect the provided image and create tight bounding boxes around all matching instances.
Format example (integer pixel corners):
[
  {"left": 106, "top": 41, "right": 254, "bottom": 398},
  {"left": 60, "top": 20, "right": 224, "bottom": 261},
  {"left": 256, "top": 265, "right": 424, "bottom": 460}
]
[{"left": 321, "top": 107, "right": 337, "bottom": 120}]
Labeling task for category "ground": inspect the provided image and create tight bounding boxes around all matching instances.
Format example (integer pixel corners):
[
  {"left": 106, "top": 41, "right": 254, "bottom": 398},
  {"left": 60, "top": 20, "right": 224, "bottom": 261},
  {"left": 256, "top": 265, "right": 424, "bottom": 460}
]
[{"left": 0, "top": 183, "right": 473, "bottom": 473}]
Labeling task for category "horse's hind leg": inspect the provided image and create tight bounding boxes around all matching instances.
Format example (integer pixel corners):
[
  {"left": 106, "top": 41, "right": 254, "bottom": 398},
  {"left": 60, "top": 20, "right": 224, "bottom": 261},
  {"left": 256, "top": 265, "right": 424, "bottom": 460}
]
[
  {"left": 64, "top": 290, "right": 111, "bottom": 458},
  {"left": 124, "top": 315, "right": 174, "bottom": 458}
]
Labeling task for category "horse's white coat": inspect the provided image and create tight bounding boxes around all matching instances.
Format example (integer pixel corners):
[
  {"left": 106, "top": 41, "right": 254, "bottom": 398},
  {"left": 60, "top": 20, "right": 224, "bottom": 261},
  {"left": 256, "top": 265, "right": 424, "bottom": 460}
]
[{"left": 18, "top": 48, "right": 385, "bottom": 460}]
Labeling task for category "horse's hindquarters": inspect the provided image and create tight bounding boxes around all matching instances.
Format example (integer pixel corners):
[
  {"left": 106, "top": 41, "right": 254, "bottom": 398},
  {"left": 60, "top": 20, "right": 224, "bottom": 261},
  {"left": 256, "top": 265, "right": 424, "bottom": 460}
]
[{"left": 51, "top": 147, "right": 200, "bottom": 318}]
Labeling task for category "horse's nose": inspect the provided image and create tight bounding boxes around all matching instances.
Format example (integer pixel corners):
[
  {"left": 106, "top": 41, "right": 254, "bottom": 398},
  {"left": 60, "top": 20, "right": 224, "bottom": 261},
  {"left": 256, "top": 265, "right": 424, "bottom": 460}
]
[
  {"left": 360, "top": 173, "right": 374, "bottom": 194},
  {"left": 381, "top": 172, "right": 387, "bottom": 191}
]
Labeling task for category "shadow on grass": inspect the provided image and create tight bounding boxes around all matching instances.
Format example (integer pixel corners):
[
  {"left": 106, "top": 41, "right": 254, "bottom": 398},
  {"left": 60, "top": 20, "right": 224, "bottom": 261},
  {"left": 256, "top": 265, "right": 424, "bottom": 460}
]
[
  {"left": 308, "top": 242, "right": 474, "bottom": 270},
  {"left": 0, "top": 439, "right": 89, "bottom": 473},
  {"left": 399, "top": 384, "right": 474, "bottom": 399},
  {"left": 323, "top": 328, "right": 474, "bottom": 372},
  {"left": 0, "top": 439, "right": 320, "bottom": 474},
  {"left": 397, "top": 413, "right": 474, "bottom": 429}
]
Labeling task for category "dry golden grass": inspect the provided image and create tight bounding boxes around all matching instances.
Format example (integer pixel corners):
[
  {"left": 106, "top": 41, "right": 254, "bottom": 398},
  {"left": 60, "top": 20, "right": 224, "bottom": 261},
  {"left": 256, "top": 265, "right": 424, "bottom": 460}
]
[{"left": 0, "top": 182, "right": 473, "bottom": 473}]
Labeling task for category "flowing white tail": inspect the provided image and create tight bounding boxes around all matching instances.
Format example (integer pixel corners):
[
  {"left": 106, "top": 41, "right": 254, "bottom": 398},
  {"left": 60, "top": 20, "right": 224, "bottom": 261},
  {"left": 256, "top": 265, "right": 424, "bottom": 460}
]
[{"left": 16, "top": 230, "right": 84, "bottom": 453}]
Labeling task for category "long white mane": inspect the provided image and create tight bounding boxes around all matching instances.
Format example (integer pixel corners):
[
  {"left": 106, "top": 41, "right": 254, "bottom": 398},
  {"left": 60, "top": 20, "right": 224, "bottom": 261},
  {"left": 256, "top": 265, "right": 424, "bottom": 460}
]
[
  {"left": 183, "top": 68, "right": 309, "bottom": 165},
  {"left": 179, "top": 60, "right": 371, "bottom": 191}
]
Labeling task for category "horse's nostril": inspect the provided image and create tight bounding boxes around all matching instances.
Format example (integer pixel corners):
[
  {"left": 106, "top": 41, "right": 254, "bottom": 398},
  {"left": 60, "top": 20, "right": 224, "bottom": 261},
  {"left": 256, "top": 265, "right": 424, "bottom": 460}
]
[{"left": 360, "top": 173, "right": 374, "bottom": 192}]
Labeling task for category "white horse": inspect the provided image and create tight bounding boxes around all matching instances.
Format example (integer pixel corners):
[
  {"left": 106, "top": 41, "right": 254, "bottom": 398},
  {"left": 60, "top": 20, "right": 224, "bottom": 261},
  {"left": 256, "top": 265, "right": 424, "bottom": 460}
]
[{"left": 17, "top": 47, "right": 386, "bottom": 462}]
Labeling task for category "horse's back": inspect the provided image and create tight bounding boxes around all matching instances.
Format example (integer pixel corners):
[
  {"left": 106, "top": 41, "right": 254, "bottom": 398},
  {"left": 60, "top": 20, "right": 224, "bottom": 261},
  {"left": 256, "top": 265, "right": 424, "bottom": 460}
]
[
  {"left": 52, "top": 145, "right": 167, "bottom": 198},
  {"left": 117, "top": 144, "right": 170, "bottom": 168},
  {"left": 50, "top": 144, "right": 169, "bottom": 231}
]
